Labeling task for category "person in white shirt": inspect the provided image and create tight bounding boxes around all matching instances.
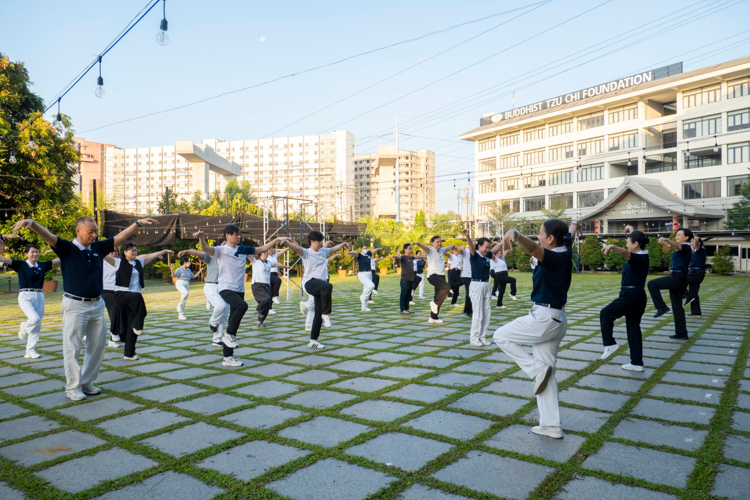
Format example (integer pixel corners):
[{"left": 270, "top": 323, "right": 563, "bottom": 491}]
[
  {"left": 413, "top": 236, "right": 456, "bottom": 324},
  {"left": 414, "top": 250, "right": 426, "bottom": 299},
  {"left": 101, "top": 247, "right": 125, "bottom": 349},
  {"left": 170, "top": 257, "right": 198, "bottom": 320},
  {"left": 369, "top": 248, "right": 381, "bottom": 295},
  {"left": 302, "top": 252, "right": 340, "bottom": 331},
  {"left": 348, "top": 245, "right": 381, "bottom": 312},
  {"left": 268, "top": 246, "right": 290, "bottom": 307},
  {"left": 250, "top": 250, "right": 281, "bottom": 327},
  {"left": 491, "top": 245, "right": 517, "bottom": 308},
  {"left": 105, "top": 243, "right": 173, "bottom": 360},
  {"left": 285, "top": 231, "right": 349, "bottom": 348},
  {"left": 460, "top": 244, "right": 473, "bottom": 318},
  {"left": 447, "top": 247, "right": 464, "bottom": 306}
]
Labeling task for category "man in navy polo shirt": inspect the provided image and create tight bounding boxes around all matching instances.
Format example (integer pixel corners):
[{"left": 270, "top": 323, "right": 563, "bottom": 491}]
[{"left": 12, "top": 216, "right": 158, "bottom": 401}]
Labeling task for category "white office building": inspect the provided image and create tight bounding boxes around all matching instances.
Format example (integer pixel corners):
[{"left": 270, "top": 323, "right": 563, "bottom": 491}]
[{"left": 461, "top": 56, "right": 750, "bottom": 270}]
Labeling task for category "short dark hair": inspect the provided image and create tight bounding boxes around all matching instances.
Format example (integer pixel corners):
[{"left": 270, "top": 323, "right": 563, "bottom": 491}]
[
  {"left": 677, "top": 228, "right": 694, "bottom": 241},
  {"left": 215, "top": 238, "right": 225, "bottom": 246},
  {"left": 308, "top": 230, "right": 324, "bottom": 242},
  {"left": 24, "top": 243, "right": 39, "bottom": 254},
  {"left": 542, "top": 219, "right": 569, "bottom": 247},
  {"left": 180, "top": 256, "right": 191, "bottom": 265},
  {"left": 224, "top": 224, "right": 240, "bottom": 238},
  {"left": 693, "top": 236, "right": 703, "bottom": 249},
  {"left": 402, "top": 243, "right": 412, "bottom": 251},
  {"left": 627, "top": 230, "right": 649, "bottom": 251},
  {"left": 416, "top": 250, "right": 422, "bottom": 256},
  {"left": 476, "top": 237, "right": 491, "bottom": 248},
  {"left": 121, "top": 242, "right": 138, "bottom": 253},
  {"left": 430, "top": 235, "right": 441, "bottom": 243},
  {"left": 76, "top": 216, "right": 96, "bottom": 227}
]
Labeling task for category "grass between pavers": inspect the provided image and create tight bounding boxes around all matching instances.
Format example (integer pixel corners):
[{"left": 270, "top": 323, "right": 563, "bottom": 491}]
[{"left": 0, "top": 274, "right": 747, "bottom": 500}]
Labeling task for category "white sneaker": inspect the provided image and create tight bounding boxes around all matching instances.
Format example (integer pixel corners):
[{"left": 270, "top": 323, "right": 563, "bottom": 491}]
[
  {"left": 622, "top": 363, "right": 645, "bottom": 372},
  {"left": 510, "top": 295, "right": 518, "bottom": 301},
  {"left": 430, "top": 301, "right": 438, "bottom": 314},
  {"left": 480, "top": 339, "right": 491, "bottom": 346},
  {"left": 81, "top": 384, "right": 101, "bottom": 395},
  {"left": 300, "top": 301, "right": 307, "bottom": 315},
  {"left": 222, "top": 334, "right": 238, "bottom": 348},
  {"left": 534, "top": 365, "right": 553, "bottom": 395},
  {"left": 372, "top": 290, "right": 379, "bottom": 295},
  {"left": 273, "top": 297, "right": 280, "bottom": 304},
  {"left": 452, "top": 302, "right": 461, "bottom": 307},
  {"left": 107, "top": 340, "right": 121, "bottom": 348},
  {"left": 601, "top": 344, "right": 618, "bottom": 360},
  {"left": 133, "top": 328, "right": 143, "bottom": 336},
  {"left": 123, "top": 355, "right": 139, "bottom": 360},
  {"left": 66, "top": 389, "right": 86, "bottom": 401},
  {"left": 18, "top": 322, "right": 27, "bottom": 341},
  {"left": 268, "top": 309, "right": 276, "bottom": 315},
  {"left": 178, "top": 315, "right": 187, "bottom": 321},
  {"left": 222, "top": 356, "right": 244, "bottom": 367},
  {"left": 176, "top": 305, "right": 181, "bottom": 313},
  {"left": 368, "top": 300, "right": 375, "bottom": 304},
  {"left": 428, "top": 318, "right": 443, "bottom": 324},
  {"left": 308, "top": 340, "right": 325, "bottom": 349},
  {"left": 469, "top": 342, "right": 483, "bottom": 347},
  {"left": 409, "top": 301, "right": 415, "bottom": 306},
  {"left": 24, "top": 349, "right": 40, "bottom": 359},
  {"left": 110, "top": 333, "right": 121, "bottom": 342},
  {"left": 497, "top": 305, "right": 507, "bottom": 309},
  {"left": 322, "top": 315, "right": 332, "bottom": 328},
  {"left": 304, "top": 326, "right": 312, "bottom": 332},
  {"left": 531, "top": 425, "right": 564, "bottom": 439},
  {"left": 206, "top": 301, "right": 212, "bottom": 311},
  {"left": 361, "top": 308, "right": 372, "bottom": 312},
  {"left": 419, "top": 296, "right": 425, "bottom": 300},
  {"left": 82, "top": 335, "right": 87, "bottom": 342}
]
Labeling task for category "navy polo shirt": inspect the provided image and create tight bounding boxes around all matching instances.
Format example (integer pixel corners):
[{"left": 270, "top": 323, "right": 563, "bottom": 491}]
[
  {"left": 689, "top": 247, "right": 706, "bottom": 271},
  {"left": 469, "top": 251, "right": 491, "bottom": 281},
  {"left": 416, "top": 259, "right": 426, "bottom": 275},
  {"left": 356, "top": 253, "right": 371, "bottom": 272},
  {"left": 52, "top": 237, "right": 115, "bottom": 298},
  {"left": 621, "top": 252, "right": 649, "bottom": 287},
  {"left": 530, "top": 235, "right": 573, "bottom": 308},
  {"left": 670, "top": 243, "right": 692, "bottom": 273},
  {"left": 11, "top": 260, "right": 52, "bottom": 290}
]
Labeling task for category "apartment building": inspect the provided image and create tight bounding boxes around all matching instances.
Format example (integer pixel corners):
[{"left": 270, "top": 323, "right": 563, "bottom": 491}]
[{"left": 72, "top": 137, "right": 116, "bottom": 205}]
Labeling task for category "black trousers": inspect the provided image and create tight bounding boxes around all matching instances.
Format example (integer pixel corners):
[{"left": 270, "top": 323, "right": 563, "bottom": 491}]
[
  {"left": 304, "top": 278, "right": 332, "bottom": 340},
  {"left": 648, "top": 273, "right": 688, "bottom": 337},
  {"left": 400, "top": 279, "right": 414, "bottom": 311},
  {"left": 427, "top": 274, "right": 451, "bottom": 319},
  {"left": 252, "top": 283, "right": 273, "bottom": 323},
  {"left": 102, "top": 290, "right": 125, "bottom": 337},
  {"left": 493, "top": 271, "right": 517, "bottom": 306},
  {"left": 371, "top": 270, "right": 380, "bottom": 290},
  {"left": 410, "top": 275, "right": 422, "bottom": 303},
  {"left": 684, "top": 271, "right": 705, "bottom": 316},
  {"left": 448, "top": 269, "right": 463, "bottom": 304},
  {"left": 219, "top": 290, "right": 247, "bottom": 357},
  {"left": 600, "top": 288, "right": 647, "bottom": 365},
  {"left": 270, "top": 273, "right": 282, "bottom": 298},
  {"left": 462, "top": 277, "right": 473, "bottom": 315},
  {"left": 114, "top": 291, "right": 147, "bottom": 358}
]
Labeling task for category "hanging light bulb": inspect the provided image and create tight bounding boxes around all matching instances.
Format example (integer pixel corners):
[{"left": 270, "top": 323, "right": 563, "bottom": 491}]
[
  {"left": 9, "top": 151, "right": 17, "bottom": 164},
  {"left": 28, "top": 133, "right": 37, "bottom": 151},
  {"left": 54, "top": 98, "right": 64, "bottom": 130},
  {"left": 685, "top": 141, "right": 690, "bottom": 157},
  {"left": 642, "top": 147, "right": 647, "bottom": 163},
  {"left": 95, "top": 56, "right": 105, "bottom": 98},
  {"left": 627, "top": 152, "right": 632, "bottom": 167},
  {"left": 713, "top": 135, "right": 719, "bottom": 153},
  {"left": 156, "top": 0, "right": 169, "bottom": 46}
]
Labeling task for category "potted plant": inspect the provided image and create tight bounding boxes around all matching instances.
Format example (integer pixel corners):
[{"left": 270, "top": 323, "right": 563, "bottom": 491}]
[
  {"left": 42, "top": 264, "right": 59, "bottom": 293},
  {"left": 378, "top": 258, "right": 389, "bottom": 276},
  {"left": 338, "top": 265, "right": 347, "bottom": 278},
  {"left": 153, "top": 261, "right": 172, "bottom": 284}
]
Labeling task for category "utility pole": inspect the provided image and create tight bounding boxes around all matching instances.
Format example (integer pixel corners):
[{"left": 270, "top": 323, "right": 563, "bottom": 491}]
[
  {"left": 395, "top": 114, "right": 400, "bottom": 223},
  {"left": 165, "top": 186, "right": 170, "bottom": 214},
  {"left": 92, "top": 179, "right": 98, "bottom": 226}
]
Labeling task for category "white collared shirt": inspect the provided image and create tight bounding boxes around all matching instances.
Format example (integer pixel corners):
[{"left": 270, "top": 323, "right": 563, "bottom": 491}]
[
  {"left": 426, "top": 247, "right": 447, "bottom": 277},
  {"left": 113, "top": 258, "right": 145, "bottom": 293},
  {"left": 251, "top": 256, "right": 272, "bottom": 284},
  {"left": 460, "top": 249, "right": 472, "bottom": 278}
]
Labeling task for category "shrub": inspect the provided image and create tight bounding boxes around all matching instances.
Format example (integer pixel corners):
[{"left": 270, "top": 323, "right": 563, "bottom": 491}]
[
  {"left": 604, "top": 238, "right": 627, "bottom": 271},
  {"left": 711, "top": 246, "right": 735, "bottom": 275},
  {"left": 580, "top": 236, "right": 604, "bottom": 271}
]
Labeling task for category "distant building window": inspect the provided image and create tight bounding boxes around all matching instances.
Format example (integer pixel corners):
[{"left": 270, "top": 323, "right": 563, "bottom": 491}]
[
  {"left": 523, "top": 125, "right": 545, "bottom": 142},
  {"left": 549, "top": 193, "right": 573, "bottom": 209},
  {"left": 549, "top": 119, "right": 573, "bottom": 137},
  {"left": 577, "top": 190, "right": 604, "bottom": 208},
  {"left": 549, "top": 169, "right": 573, "bottom": 186},
  {"left": 608, "top": 131, "right": 638, "bottom": 151},
  {"left": 728, "top": 142, "right": 749, "bottom": 164},
  {"left": 728, "top": 108, "right": 750, "bottom": 132},
  {"left": 728, "top": 77, "right": 750, "bottom": 99},
  {"left": 523, "top": 148, "right": 545, "bottom": 165},
  {"left": 608, "top": 104, "right": 637, "bottom": 123},
  {"left": 524, "top": 196, "right": 545, "bottom": 212},
  {"left": 683, "top": 178, "right": 720, "bottom": 199},
  {"left": 728, "top": 175, "right": 750, "bottom": 196},
  {"left": 549, "top": 143, "right": 574, "bottom": 162},
  {"left": 683, "top": 84, "right": 721, "bottom": 108},
  {"left": 577, "top": 112, "right": 604, "bottom": 131},
  {"left": 577, "top": 137, "right": 604, "bottom": 157},
  {"left": 478, "top": 179, "right": 496, "bottom": 194},
  {"left": 577, "top": 164, "right": 603, "bottom": 182},
  {"left": 499, "top": 154, "right": 520, "bottom": 169},
  {"left": 499, "top": 178, "right": 519, "bottom": 191},
  {"left": 498, "top": 132, "right": 519, "bottom": 148},
  {"left": 478, "top": 158, "right": 497, "bottom": 172},
  {"left": 683, "top": 114, "right": 721, "bottom": 139},
  {"left": 478, "top": 137, "right": 496, "bottom": 152}
]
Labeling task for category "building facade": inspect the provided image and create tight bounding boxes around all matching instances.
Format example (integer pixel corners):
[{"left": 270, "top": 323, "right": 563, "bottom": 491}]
[
  {"left": 461, "top": 56, "right": 750, "bottom": 270},
  {"left": 72, "top": 137, "right": 116, "bottom": 206},
  {"left": 353, "top": 145, "right": 436, "bottom": 226},
  {"left": 105, "top": 130, "right": 355, "bottom": 220}
]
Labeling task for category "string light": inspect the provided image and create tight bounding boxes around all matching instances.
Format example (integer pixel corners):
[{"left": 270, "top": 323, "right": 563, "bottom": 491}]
[
  {"left": 627, "top": 152, "right": 632, "bottom": 167},
  {"left": 54, "top": 98, "right": 63, "bottom": 130},
  {"left": 28, "top": 134, "right": 37, "bottom": 151},
  {"left": 95, "top": 56, "right": 105, "bottom": 98},
  {"left": 685, "top": 141, "right": 690, "bottom": 157},
  {"left": 9, "top": 151, "right": 17, "bottom": 164},
  {"left": 713, "top": 135, "right": 719, "bottom": 153},
  {"left": 156, "top": 0, "right": 169, "bottom": 46}
]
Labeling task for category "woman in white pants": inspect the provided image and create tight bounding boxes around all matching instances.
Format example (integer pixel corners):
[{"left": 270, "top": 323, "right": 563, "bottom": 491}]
[
  {"left": 462, "top": 229, "right": 503, "bottom": 347},
  {"left": 493, "top": 219, "right": 580, "bottom": 440},
  {"left": 348, "top": 245, "right": 380, "bottom": 312},
  {"left": 0, "top": 240, "right": 60, "bottom": 358},
  {"left": 170, "top": 257, "right": 197, "bottom": 320}
]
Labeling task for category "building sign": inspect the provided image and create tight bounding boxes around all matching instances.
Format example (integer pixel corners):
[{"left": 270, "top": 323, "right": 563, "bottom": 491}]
[{"left": 481, "top": 62, "right": 682, "bottom": 126}]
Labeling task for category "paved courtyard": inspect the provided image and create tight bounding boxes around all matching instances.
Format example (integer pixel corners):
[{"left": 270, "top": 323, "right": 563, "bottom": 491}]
[{"left": 0, "top": 273, "right": 748, "bottom": 499}]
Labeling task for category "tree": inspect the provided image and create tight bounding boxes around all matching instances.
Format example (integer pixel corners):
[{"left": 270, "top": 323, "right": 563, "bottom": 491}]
[
  {"left": 540, "top": 199, "right": 568, "bottom": 221},
  {"left": 1, "top": 198, "right": 91, "bottom": 254},
  {"left": 645, "top": 236, "right": 669, "bottom": 270},
  {"left": 429, "top": 212, "right": 462, "bottom": 239},
  {"left": 487, "top": 201, "right": 516, "bottom": 238},
  {"left": 190, "top": 191, "right": 209, "bottom": 214},
  {"left": 726, "top": 176, "right": 750, "bottom": 230},
  {"left": 0, "top": 54, "right": 80, "bottom": 213},
  {"left": 579, "top": 235, "right": 604, "bottom": 271},
  {"left": 604, "top": 238, "right": 627, "bottom": 271},
  {"left": 157, "top": 189, "right": 178, "bottom": 214},
  {"left": 225, "top": 178, "right": 256, "bottom": 206},
  {"left": 711, "top": 246, "right": 734, "bottom": 274},
  {"left": 414, "top": 209, "right": 427, "bottom": 229}
]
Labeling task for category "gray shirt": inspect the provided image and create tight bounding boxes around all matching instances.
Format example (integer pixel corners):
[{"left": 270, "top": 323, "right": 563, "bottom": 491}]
[{"left": 203, "top": 254, "right": 219, "bottom": 283}]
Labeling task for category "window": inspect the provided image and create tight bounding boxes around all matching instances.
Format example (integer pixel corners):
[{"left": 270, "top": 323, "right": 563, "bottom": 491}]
[
  {"left": 728, "top": 108, "right": 750, "bottom": 132},
  {"left": 728, "top": 77, "right": 750, "bottom": 99},
  {"left": 523, "top": 148, "right": 545, "bottom": 165},
  {"left": 499, "top": 178, "right": 519, "bottom": 191},
  {"left": 578, "top": 137, "right": 604, "bottom": 157},
  {"left": 728, "top": 142, "right": 750, "bottom": 164},
  {"left": 523, "top": 125, "right": 545, "bottom": 142},
  {"left": 549, "top": 193, "right": 573, "bottom": 209},
  {"left": 577, "top": 164, "right": 603, "bottom": 182},
  {"left": 577, "top": 112, "right": 604, "bottom": 131},
  {"left": 478, "top": 158, "right": 497, "bottom": 172},
  {"left": 524, "top": 173, "right": 546, "bottom": 189},
  {"left": 728, "top": 175, "right": 750, "bottom": 196},
  {"left": 683, "top": 114, "right": 721, "bottom": 138},
  {"left": 549, "top": 169, "right": 573, "bottom": 186},
  {"left": 498, "top": 132, "right": 520, "bottom": 148},
  {"left": 478, "top": 179, "right": 496, "bottom": 194},
  {"left": 524, "top": 196, "right": 545, "bottom": 211},
  {"left": 499, "top": 154, "right": 520, "bottom": 169},
  {"left": 645, "top": 152, "right": 677, "bottom": 173},
  {"left": 577, "top": 190, "right": 604, "bottom": 208},
  {"left": 685, "top": 151, "right": 721, "bottom": 169},
  {"left": 549, "top": 143, "right": 574, "bottom": 162},
  {"left": 683, "top": 178, "right": 720, "bottom": 199},
  {"left": 683, "top": 84, "right": 721, "bottom": 108},
  {"left": 478, "top": 137, "right": 496, "bottom": 152},
  {"left": 608, "top": 131, "right": 638, "bottom": 151},
  {"left": 549, "top": 119, "right": 573, "bottom": 137},
  {"left": 609, "top": 104, "right": 637, "bottom": 123}
]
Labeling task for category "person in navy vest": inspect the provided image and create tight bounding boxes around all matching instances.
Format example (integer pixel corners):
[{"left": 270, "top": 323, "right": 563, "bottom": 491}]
[
  {"left": 414, "top": 250, "right": 426, "bottom": 299},
  {"left": 348, "top": 245, "right": 381, "bottom": 312},
  {"left": 683, "top": 237, "right": 706, "bottom": 317},
  {"left": 463, "top": 229, "right": 503, "bottom": 347},
  {"left": 648, "top": 228, "right": 693, "bottom": 340},
  {"left": 0, "top": 239, "right": 60, "bottom": 359},
  {"left": 11, "top": 216, "right": 158, "bottom": 401},
  {"left": 599, "top": 226, "right": 650, "bottom": 372},
  {"left": 104, "top": 242, "right": 173, "bottom": 360}
]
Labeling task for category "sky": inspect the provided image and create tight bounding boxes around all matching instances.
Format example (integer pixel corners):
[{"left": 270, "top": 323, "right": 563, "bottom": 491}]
[{"left": 2, "top": 0, "right": 749, "bottom": 214}]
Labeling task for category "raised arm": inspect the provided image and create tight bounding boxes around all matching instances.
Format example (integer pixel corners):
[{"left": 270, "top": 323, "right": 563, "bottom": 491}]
[
  {"left": 658, "top": 237, "right": 681, "bottom": 250},
  {"left": 327, "top": 255, "right": 339, "bottom": 264},
  {"left": 113, "top": 218, "right": 159, "bottom": 247},
  {"left": 193, "top": 231, "right": 215, "bottom": 257},
  {"left": 10, "top": 219, "right": 58, "bottom": 248},
  {"left": 104, "top": 255, "right": 116, "bottom": 266},
  {"left": 169, "top": 264, "right": 176, "bottom": 278},
  {"left": 283, "top": 239, "right": 305, "bottom": 257},
  {"left": 142, "top": 249, "right": 174, "bottom": 266},
  {"left": 346, "top": 250, "right": 360, "bottom": 257},
  {"left": 51, "top": 258, "right": 60, "bottom": 265},
  {"left": 370, "top": 247, "right": 382, "bottom": 255},
  {"left": 462, "top": 229, "right": 476, "bottom": 256},
  {"left": 253, "top": 237, "right": 288, "bottom": 256},
  {"left": 442, "top": 244, "right": 457, "bottom": 253},
  {"left": 603, "top": 244, "right": 632, "bottom": 261},
  {"left": 412, "top": 241, "right": 429, "bottom": 253},
  {"left": 504, "top": 229, "right": 544, "bottom": 262},
  {"left": 178, "top": 249, "right": 207, "bottom": 260},
  {"left": 275, "top": 247, "right": 290, "bottom": 257},
  {"left": 329, "top": 242, "right": 350, "bottom": 253}
]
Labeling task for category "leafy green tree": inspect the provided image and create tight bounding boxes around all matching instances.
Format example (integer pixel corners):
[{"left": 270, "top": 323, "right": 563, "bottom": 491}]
[
  {"left": 429, "top": 211, "right": 461, "bottom": 239},
  {"left": 1, "top": 198, "right": 91, "bottom": 254},
  {"left": 579, "top": 235, "right": 604, "bottom": 271},
  {"left": 726, "top": 176, "right": 750, "bottom": 230},
  {"left": 487, "top": 201, "right": 516, "bottom": 237},
  {"left": 190, "top": 191, "right": 209, "bottom": 213},
  {"left": 225, "top": 178, "right": 256, "bottom": 206},
  {"left": 604, "top": 238, "right": 627, "bottom": 271},
  {"left": 157, "top": 189, "right": 178, "bottom": 214},
  {"left": 414, "top": 209, "right": 427, "bottom": 229},
  {"left": 711, "top": 246, "right": 735, "bottom": 274},
  {"left": 645, "top": 237, "right": 668, "bottom": 270}
]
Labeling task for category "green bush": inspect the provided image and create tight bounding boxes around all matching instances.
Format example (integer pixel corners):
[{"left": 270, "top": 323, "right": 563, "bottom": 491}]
[
  {"left": 711, "top": 246, "right": 735, "bottom": 275},
  {"left": 604, "top": 238, "right": 627, "bottom": 271},
  {"left": 580, "top": 236, "right": 604, "bottom": 271},
  {"left": 645, "top": 237, "right": 668, "bottom": 270}
]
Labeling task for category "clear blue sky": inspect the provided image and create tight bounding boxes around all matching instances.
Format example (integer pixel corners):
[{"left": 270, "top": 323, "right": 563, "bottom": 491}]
[{"left": 2, "top": 0, "right": 749, "bottom": 213}]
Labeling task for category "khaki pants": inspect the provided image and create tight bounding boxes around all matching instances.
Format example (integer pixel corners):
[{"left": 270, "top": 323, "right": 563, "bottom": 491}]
[
  {"left": 469, "top": 281, "right": 492, "bottom": 343},
  {"left": 61, "top": 297, "right": 108, "bottom": 392}
]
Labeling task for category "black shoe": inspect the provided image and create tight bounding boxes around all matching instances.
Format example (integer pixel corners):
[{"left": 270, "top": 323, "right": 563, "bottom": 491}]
[
  {"left": 209, "top": 324, "right": 218, "bottom": 333},
  {"left": 653, "top": 308, "right": 670, "bottom": 319},
  {"left": 212, "top": 341, "right": 225, "bottom": 347},
  {"left": 690, "top": 313, "right": 702, "bottom": 317},
  {"left": 684, "top": 297, "right": 695, "bottom": 306},
  {"left": 669, "top": 335, "right": 689, "bottom": 340}
]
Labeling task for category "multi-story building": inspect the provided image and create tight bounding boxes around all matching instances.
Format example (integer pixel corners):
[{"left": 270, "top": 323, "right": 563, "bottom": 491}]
[
  {"left": 72, "top": 137, "right": 116, "bottom": 205},
  {"left": 353, "top": 145, "right": 436, "bottom": 226},
  {"left": 105, "top": 130, "right": 355, "bottom": 219},
  {"left": 461, "top": 56, "right": 750, "bottom": 270}
]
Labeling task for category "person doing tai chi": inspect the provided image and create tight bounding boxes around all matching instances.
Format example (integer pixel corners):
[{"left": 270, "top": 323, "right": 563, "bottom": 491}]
[
  {"left": 447, "top": 246, "right": 464, "bottom": 306},
  {"left": 268, "top": 246, "right": 291, "bottom": 313},
  {"left": 599, "top": 226, "right": 650, "bottom": 372},
  {"left": 0, "top": 237, "right": 60, "bottom": 359},
  {"left": 301, "top": 253, "right": 340, "bottom": 331},
  {"left": 414, "top": 250, "right": 426, "bottom": 299},
  {"left": 392, "top": 243, "right": 417, "bottom": 314},
  {"left": 493, "top": 219, "right": 581, "bottom": 439},
  {"left": 459, "top": 243, "right": 474, "bottom": 318},
  {"left": 369, "top": 247, "right": 382, "bottom": 295},
  {"left": 348, "top": 245, "right": 381, "bottom": 312},
  {"left": 683, "top": 237, "right": 706, "bottom": 317},
  {"left": 102, "top": 247, "right": 126, "bottom": 349},
  {"left": 491, "top": 245, "right": 517, "bottom": 309},
  {"left": 170, "top": 256, "right": 199, "bottom": 320},
  {"left": 250, "top": 250, "right": 279, "bottom": 327},
  {"left": 462, "top": 229, "right": 503, "bottom": 347},
  {"left": 11, "top": 216, "right": 158, "bottom": 401},
  {"left": 648, "top": 228, "right": 693, "bottom": 340},
  {"left": 413, "top": 237, "right": 457, "bottom": 324}
]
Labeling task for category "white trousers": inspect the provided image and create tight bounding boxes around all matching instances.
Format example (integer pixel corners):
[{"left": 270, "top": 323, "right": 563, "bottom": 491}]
[
  {"left": 304, "top": 294, "right": 315, "bottom": 328},
  {"left": 61, "top": 297, "right": 108, "bottom": 392},
  {"left": 418, "top": 275, "right": 425, "bottom": 297},
  {"left": 469, "top": 281, "right": 492, "bottom": 343},
  {"left": 19, "top": 291, "right": 45, "bottom": 351},
  {"left": 175, "top": 280, "right": 190, "bottom": 314},
  {"left": 493, "top": 305, "right": 567, "bottom": 428},
  {"left": 358, "top": 272, "right": 375, "bottom": 307},
  {"left": 204, "top": 283, "right": 228, "bottom": 342}
]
